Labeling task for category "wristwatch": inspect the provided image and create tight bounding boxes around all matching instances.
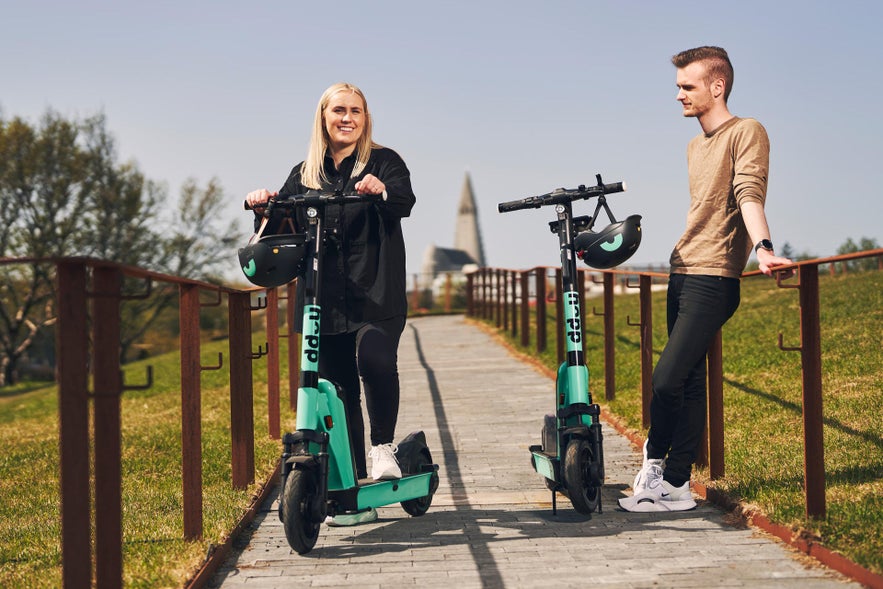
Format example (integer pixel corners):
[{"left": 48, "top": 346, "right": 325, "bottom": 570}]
[{"left": 754, "top": 239, "right": 774, "bottom": 252}]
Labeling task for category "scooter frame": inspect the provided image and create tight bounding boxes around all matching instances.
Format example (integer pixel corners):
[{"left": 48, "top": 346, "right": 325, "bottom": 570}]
[
  {"left": 498, "top": 175, "right": 626, "bottom": 516},
  {"left": 256, "top": 191, "right": 438, "bottom": 554}
]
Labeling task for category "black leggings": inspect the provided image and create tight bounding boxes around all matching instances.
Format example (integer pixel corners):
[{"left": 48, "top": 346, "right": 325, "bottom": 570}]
[
  {"left": 319, "top": 316, "right": 405, "bottom": 479},
  {"left": 648, "top": 274, "right": 740, "bottom": 487}
]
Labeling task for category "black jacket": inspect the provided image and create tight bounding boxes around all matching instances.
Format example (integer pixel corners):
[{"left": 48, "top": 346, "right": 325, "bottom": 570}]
[{"left": 275, "top": 147, "right": 415, "bottom": 334}]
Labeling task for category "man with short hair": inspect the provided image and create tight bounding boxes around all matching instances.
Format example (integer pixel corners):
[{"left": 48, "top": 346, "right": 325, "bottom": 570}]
[{"left": 619, "top": 46, "right": 792, "bottom": 512}]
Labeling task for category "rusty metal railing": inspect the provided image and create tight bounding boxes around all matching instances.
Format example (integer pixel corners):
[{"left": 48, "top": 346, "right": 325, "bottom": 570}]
[
  {"left": 466, "top": 248, "right": 883, "bottom": 520},
  {"left": 2, "top": 256, "right": 299, "bottom": 589}
]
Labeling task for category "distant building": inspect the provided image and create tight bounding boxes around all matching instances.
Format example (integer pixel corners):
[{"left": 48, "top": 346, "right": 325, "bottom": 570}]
[
  {"left": 453, "top": 172, "right": 485, "bottom": 266},
  {"left": 419, "top": 172, "right": 485, "bottom": 293}
]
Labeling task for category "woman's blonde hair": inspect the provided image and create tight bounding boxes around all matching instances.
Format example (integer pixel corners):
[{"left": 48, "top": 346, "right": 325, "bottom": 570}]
[{"left": 300, "top": 82, "right": 380, "bottom": 189}]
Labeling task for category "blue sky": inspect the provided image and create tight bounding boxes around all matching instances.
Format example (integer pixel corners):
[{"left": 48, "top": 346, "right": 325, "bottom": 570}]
[{"left": 3, "top": 1, "right": 881, "bottom": 278}]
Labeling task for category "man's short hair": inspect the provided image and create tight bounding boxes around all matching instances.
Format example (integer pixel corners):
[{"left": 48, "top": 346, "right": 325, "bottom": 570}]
[{"left": 672, "top": 46, "right": 734, "bottom": 102}]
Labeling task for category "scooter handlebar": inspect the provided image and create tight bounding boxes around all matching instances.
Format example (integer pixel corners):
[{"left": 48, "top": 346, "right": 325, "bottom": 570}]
[
  {"left": 244, "top": 191, "right": 382, "bottom": 214},
  {"left": 498, "top": 195, "right": 545, "bottom": 213},
  {"left": 497, "top": 179, "right": 626, "bottom": 214}
]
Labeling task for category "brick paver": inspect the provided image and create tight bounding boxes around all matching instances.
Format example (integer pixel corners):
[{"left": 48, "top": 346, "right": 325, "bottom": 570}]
[{"left": 209, "top": 315, "right": 855, "bottom": 588}]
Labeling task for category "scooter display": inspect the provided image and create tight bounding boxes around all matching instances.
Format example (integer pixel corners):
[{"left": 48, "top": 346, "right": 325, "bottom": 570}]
[
  {"left": 242, "top": 191, "right": 439, "bottom": 554},
  {"left": 498, "top": 175, "right": 641, "bottom": 516}
]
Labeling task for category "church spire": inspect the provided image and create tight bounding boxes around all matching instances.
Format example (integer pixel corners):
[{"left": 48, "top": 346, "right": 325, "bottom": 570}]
[{"left": 454, "top": 172, "right": 485, "bottom": 266}]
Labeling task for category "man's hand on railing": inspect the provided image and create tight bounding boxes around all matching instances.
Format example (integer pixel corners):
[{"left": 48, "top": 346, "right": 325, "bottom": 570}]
[{"left": 758, "top": 248, "right": 795, "bottom": 279}]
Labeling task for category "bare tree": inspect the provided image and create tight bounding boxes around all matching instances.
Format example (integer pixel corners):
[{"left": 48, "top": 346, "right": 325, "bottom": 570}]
[
  {"left": 116, "top": 176, "right": 244, "bottom": 362},
  {"left": 0, "top": 112, "right": 89, "bottom": 385},
  {"left": 0, "top": 110, "right": 244, "bottom": 383}
]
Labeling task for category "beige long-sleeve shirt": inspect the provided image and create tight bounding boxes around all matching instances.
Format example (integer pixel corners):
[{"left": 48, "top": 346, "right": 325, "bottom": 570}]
[{"left": 669, "top": 116, "right": 770, "bottom": 279}]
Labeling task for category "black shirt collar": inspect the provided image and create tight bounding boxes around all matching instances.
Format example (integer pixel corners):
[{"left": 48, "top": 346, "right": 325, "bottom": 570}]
[{"left": 323, "top": 151, "right": 357, "bottom": 177}]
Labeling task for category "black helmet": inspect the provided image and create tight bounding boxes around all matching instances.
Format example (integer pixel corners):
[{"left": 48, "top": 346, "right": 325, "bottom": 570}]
[
  {"left": 238, "top": 232, "right": 308, "bottom": 288},
  {"left": 574, "top": 214, "right": 642, "bottom": 269}
]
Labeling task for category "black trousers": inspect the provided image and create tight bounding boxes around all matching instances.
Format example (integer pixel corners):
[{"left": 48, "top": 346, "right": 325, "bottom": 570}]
[
  {"left": 319, "top": 316, "right": 405, "bottom": 479},
  {"left": 647, "top": 274, "right": 740, "bottom": 487}
]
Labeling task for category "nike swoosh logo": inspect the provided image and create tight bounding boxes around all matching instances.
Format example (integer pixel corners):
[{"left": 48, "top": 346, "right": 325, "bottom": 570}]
[{"left": 660, "top": 493, "right": 670, "bottom": 498}]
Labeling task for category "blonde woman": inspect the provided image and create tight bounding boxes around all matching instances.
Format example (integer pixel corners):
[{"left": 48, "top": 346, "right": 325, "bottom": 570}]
[{"left": 246, "top": 83, "right": 416, "bottom": 525}]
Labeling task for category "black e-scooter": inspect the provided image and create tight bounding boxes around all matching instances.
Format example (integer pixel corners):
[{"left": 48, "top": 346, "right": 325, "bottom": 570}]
[
  {"left": 242, "top": 191, "right": 439, "bottom": 554},
  {"left": 498, "top": 175, "right": 641, "bottom": 515}
]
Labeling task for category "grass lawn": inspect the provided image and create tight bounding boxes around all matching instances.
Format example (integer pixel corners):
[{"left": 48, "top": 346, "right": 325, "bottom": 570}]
[{"left": 0, "top": 335, "right": 295, "bottom": 589}]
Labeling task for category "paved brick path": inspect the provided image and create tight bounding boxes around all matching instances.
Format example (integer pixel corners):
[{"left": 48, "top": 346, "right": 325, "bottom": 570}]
[{"left": 209, "top": 315, "right": 855, "bottom": 588}]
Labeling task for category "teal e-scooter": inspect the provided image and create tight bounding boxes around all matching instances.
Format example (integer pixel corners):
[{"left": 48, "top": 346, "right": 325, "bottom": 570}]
[
  {"left": 498, "top": 175, "right": 641, "bottom": 516},
  {"left": 250, "top": 190, "right": 439, "bottom": 554}
]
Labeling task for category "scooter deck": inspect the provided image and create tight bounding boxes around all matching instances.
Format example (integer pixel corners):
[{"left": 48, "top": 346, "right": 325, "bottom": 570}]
[{"left": 328, "top": 470, "right": 437, "bottom": 511}]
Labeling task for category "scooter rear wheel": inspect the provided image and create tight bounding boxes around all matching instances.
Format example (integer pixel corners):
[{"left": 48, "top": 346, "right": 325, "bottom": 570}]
[
  {"left": 400, "top": 453, "right": 436, "bottom": 517},
  {"left": 281, "top": 468, "right": 321, "bottom": 554},
  {"left": 563, "top": 438, "right": 600, "bottom": 515}
]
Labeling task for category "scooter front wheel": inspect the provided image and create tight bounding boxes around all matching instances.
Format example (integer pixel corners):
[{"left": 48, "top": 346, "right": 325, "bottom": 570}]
[
  {"left": 563, "top": 438, "right": 601, "bottom": 515},
  {"left": 281, "top": 468, "right": 322, "bottom": 554}
]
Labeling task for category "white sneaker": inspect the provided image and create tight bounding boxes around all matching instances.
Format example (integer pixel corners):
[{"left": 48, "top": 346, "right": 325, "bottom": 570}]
[
  {"left": 369, "top": 443, "right": 402, "bottom": 480},
  {"left": 632, "top": 440, "right": 665, "bottom": 494},
  {"left": 325, "top": 507, "right": 378, "bottom": 527},
  {"left": 618, "top": 478, "right": 697, "bottom": 512}
]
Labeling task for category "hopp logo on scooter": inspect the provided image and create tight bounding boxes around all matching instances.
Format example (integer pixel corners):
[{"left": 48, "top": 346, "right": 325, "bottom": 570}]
[
  {"left": 302, "top": 305, "right": 321, "bottom": 367},
  {"left": 565, "top": 292, "right": 582, "bottom": 345}
]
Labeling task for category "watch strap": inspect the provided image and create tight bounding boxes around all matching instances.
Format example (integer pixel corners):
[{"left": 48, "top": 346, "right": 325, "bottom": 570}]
[{"left": 754, "top": 239, "right": 774, "bottom": 252}]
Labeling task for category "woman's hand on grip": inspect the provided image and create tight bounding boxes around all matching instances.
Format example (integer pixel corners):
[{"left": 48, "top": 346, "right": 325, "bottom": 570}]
[{"left": 246, "top": 188, "right": 277, "bottom": 209}]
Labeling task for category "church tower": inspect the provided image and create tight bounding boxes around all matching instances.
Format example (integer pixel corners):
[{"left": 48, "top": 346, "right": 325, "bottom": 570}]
[{"left": 453, "top": 172, "right": 485, "bottom": 266}]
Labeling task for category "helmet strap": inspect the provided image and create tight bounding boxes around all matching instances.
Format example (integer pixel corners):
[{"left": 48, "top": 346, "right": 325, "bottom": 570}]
[
  {"left": 249, "top": 217, "right": 271, "bottom": 244},
  {"left": 587, "top": 195, "right": 618, "bottom": 231}
]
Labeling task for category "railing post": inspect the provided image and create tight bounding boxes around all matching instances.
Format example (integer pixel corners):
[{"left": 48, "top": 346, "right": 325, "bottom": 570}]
[
  {"left": 488, "top": 268, "right": 499, "bottom": 327},
  {"left": 626, "top": 274, "right": 654, "bottom": 429},
  {"left": 488, "top": 269, "right": 494, "bottom": 323},
  {"left": 179, "top": 284, "right": 204, "bottom": 540},
  {"left": 502, "top": 270, "right": 509, "bottom": 332},
  {"left": 466, "top": 272, "right": 474, "bottom": 317},
  {"left": 535, "top": 268, "right": 547, "bottom": 354},
  {"left": 57, "top": 261, "right": 92, "bottom": 589},
  {"left": 482, "top": 268, "right": 490, "bottom": 320},
  {"left": 703, "top": 330, "right": 725, "bottom": 479},
  {"left": 776, "top": 264, "right": 826, "bottom": 519},
  {"left": 228, "top": 291, "right": 255, "bottom": 489},
  {"left": 472, "top": 268, "right": 484, "bottom": 319},
  {"left": 92, "top": 266, "right": 124, "bottom": 589},
  {"left": 603, "top": 272, "right": 615, "bottom": 401},
  {"left": 495, "top": 269, "right": 503, "bottom": 328},
  {"left": 640, "top": 275, "right": 653, "bottom": 428},
  {"left": 520, "top": 271, "right": 530, "bottom": 347},
  {"left": 477, "top": 269, "right": 483, "bottom": 319},
  {"left": 799, "top": 265, "right": 826, "bottom": 518},
  {"left": 266, "top": 287, "right": 280, "bottom": 439}
]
